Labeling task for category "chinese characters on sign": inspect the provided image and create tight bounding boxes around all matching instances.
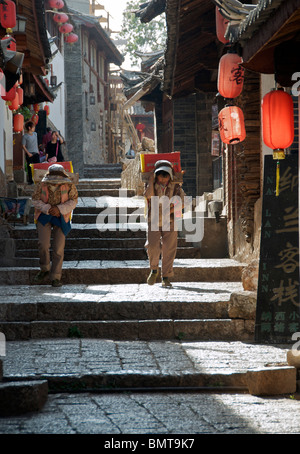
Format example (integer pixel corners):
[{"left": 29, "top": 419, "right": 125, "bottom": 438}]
[{"left": 255, "top": 155, "right": 299, "bottom": 342}]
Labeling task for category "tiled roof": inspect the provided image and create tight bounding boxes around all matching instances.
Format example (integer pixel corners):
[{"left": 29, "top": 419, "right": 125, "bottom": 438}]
[{"left": 227, "top": 0, "right": 287, "bottom": 43}]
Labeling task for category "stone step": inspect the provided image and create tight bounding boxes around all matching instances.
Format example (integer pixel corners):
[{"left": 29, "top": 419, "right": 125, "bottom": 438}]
[
  {"left": 77, "top": 188, "right": 136, "bottom": 197},
  {"left": 0, "top": 283, "right": 255, "bottom": 341},
  {"left": 15, "top": 246, "right": 200, "bottom": 261},
  {"left": 0, "top": 282, "right": 242, "bottom": 321},
  {"left": 9, "top": 224, "right": 148, "bottom": 239},
  {"left": 0, "top": 318, "right": 254, "bottom": 341},
  {"left": 0, "top": 259, "right": 246, "bottom": 285}
]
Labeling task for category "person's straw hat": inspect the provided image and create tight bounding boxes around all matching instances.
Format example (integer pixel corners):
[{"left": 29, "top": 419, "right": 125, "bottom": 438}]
[{"left": 42, "top": 164, "right": 72, "bottom": 184}]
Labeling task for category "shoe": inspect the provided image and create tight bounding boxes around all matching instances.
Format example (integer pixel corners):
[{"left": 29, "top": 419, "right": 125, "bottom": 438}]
[
  {"left": 52, "top": 279, "right": 62, "bottom": 288},
  {"left": 147, "top": 270, "right": 158, "bottom": 285},
  {"left": 162, "top": 277, "right": 172, "bottom": 288},
  {"left": 33, "top": 270, "right": 49, "bottom": 283}
]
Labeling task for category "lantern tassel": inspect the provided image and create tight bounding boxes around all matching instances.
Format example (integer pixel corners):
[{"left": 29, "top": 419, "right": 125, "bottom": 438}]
[{"left": 276, "top": 160, "right": 280, "bottom": 196}]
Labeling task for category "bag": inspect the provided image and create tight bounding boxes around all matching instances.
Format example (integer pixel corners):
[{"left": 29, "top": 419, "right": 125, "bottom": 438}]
[{"left": 47, "top": 141, "right": 59, "bottom": 163}]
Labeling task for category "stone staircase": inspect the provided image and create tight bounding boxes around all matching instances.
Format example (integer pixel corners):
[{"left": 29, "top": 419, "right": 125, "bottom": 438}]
[{"left": 0, "top": 174, "right": 255, "bottom": 343}]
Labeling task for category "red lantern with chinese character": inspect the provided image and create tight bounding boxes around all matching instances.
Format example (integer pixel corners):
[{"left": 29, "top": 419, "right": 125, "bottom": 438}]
[
  {"left": 218, "top": 105, "right": 246, "bottom": 145},
  {"left": 13, "top": 113, "right": 24, "bottom": 133},
  {"left": 215, "top": 7, "right": 229, "bottom": 44},
  {"left": 2, "top": 84, "right": 16, "bottom": 101},
  {"left": 33, "top": 103, "right": 40, "bottom": 113},
  {"left": 53, "top": 13, "right": 68, "bottom": 24},
  {"left": 261, "top": 89, "right": 294, "bottom": 160},
  {"left": 8, "top": 92, "right": 19, "bottom": 111},
  {"left": 31, "top": 113, "right": 39, "bottom": 125},
  {"left": 0, "top": 0, "right": 16, "bottom": 30},
  {"left": 16, "top": 86, "right": 23, "bottom": 105},
  {"left": 65, "top": 33, "right": 78, "bottom": 44},
  {"left": 44, "top": 104, "right": 50, "bottom": 116},
  {"left": 48, "top": 0, "right": 64, "bottom": 9},
  {"left": 59, "top": 23, "right": 73, "bottom": 34},
  {"left": 218, "top": 52, "right": 244, "bottom": 99}
]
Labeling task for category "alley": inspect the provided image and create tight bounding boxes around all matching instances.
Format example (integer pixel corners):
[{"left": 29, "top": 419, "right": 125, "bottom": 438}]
[{"left": 0, "top": 170, "right": 299, "bottom": 435}]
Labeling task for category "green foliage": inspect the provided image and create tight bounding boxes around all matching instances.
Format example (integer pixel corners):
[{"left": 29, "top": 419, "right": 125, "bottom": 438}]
[
  {"left": 17, "top": 106, "right": 31, "bottom": 121},
  {"left": 117, "top": 0, "right": 166, "bottom": 67}
]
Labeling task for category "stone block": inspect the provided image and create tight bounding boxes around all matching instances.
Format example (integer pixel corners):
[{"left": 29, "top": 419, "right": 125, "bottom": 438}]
[
  {"left": 242, "top": 259, "right": 259, "bottom": 291},
  {"left": 287, "top": 350, "right": 300, "bottom": 369},
  {"left": 246, "top": 366, "right": 297, "bottom": 396},
  {"left": 0, "top": 380, "right": 48, "bottom": 415},
  {"left": 228, "top": 291, "right": 256, "bottom": 320}
]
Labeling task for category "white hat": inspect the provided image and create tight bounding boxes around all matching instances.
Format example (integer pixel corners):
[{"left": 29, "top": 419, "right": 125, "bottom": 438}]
[
  {"left": 154, "top": 160, "right": 173, "bottom": 179},
  {"left": 42, "top": 164, "right": 72, "bottom": 184}
]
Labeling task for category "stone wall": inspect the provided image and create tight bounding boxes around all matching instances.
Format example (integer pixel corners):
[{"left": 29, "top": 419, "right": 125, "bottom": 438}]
[
  {"left": 64, "top": 28, "right": 85, "bottom": 177},
  {"left": 173, "top": 93, "right": 214, "bottom": 199},
  {"left": 173, "top": 95, "right": 197, "bottom": 198}
]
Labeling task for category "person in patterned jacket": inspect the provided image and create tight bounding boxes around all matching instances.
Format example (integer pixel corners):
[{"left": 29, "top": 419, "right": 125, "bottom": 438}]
[{"left": 31, "top": 164, "right": 78, "bottom": 287}]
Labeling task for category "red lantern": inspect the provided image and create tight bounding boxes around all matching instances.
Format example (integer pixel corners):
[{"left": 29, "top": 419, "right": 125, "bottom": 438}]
[
  {"left": 262, "top": 89, "right": 294, "bottom": 160},
  {"left": 13, "top": 113, "right": 24, "bottom": 133},
  {"left": 218, "top": 52, "right": 244, "bottom": 99},
  {"left": 136, "top": 122, "right": 145, "bottom": 132},
  {"left": 2, "top": 34, "right": 16, "bottom": 51},
  {"left": 31, "top": 113, "right": 39, "bottom": 125},
  {"left": 0, "top": 0, "right": 16, "bottom": 30},
  {"left": 33, "top": 103, "right": 40, "bottom": 113},
  {"left": 16, "top": 86, "right": 23, "bottom": 106},
  {"left": 8, "top": 92, "right": 19, "bottom": 111},
  {"left": 44, "top": 104, "right": 50, "bottom": 116},
  {"left": 218, "top": 105, "right": 246, "bottom": 145},
  {"left": 53, "top": 13, "right": 68, "bottom": 24},
  {"left": 48, "top": 0, "right": 64, "bottom": 9},
  {"left": 59, "top": 23, "right": 73, "bottom": 34},
  {"left": 65, "top": 33, "right": 78, "bottom": 44},
  {"left": 215, "top": 7, "right": 229, "bottom": 44},
  {"left": 2, "top": 85, "right": 16, "bottom": 101}
]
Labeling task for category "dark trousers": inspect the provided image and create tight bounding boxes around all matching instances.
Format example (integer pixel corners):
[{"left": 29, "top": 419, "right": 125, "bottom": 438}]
[{"left": 25, "top": 153, "right": 40, "bottom": 183}]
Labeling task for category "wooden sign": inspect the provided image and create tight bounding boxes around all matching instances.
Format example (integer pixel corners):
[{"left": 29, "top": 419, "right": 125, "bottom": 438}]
[{"left": 255, "top": 154, "right": 299, "bottom": 343}]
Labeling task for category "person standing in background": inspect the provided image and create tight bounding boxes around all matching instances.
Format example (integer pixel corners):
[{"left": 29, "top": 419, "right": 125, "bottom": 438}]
[{"left": 22, "top": 121, "right": 40, "bottom": 185}]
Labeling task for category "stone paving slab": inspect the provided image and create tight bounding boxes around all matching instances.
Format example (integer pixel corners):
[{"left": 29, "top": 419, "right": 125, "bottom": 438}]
[{"left": 0, "top": 390, "right": 299, "bottom": 434}]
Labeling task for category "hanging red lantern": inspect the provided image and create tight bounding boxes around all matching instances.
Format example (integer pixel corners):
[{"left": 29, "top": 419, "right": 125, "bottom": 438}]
[
  {"left": 33, "top": 103, "right": 40, "bottom": 113},
  {"left": 48, "top": 0, "right": 64, "bottom": 9},
  {"left": 261, "top": 89, "right": 294, "bottom": 159},
  {"left": 8, "top": 92, "right": 19, "bottom": 111},
  {"left": 218, "top": 52, "right": 244, "bottom": 99},
  {"left": 1, "top": 85, "right": 16, "bottom": 101},
  {"left": 31, "top": 113, "right": 39, "bottom": 125},
  {"left": 59, "top": 23, "right": 73, "bottom": 34},
  {"left": 215, "top": 7, "right": 229, "bottom": 44},
  {"left": 0, "top": 0, "right": 16, "bottom": 30},
  {"left": 53, "top": 13, "right": 68, "bottom": 25},
  {"left": 16, "top": 86, "right": 23, "bottom": 106},
  {"left": 2, "top": 34, "right": 16, "bottom": 51},
  {"left": 13, "top": 113, "right": 24, "bottom": 133},
  {"left": 136, "top": 122, "right": 145, "bottom": 132},
  {"left": 65, "top": 33, "right": 78, "bottom": 44},
  {"left": 218, "top": 105, "right": 246, "bottom": 145},
  {"left": 44, "top": 104, "right": 50, "bottom": 116}
]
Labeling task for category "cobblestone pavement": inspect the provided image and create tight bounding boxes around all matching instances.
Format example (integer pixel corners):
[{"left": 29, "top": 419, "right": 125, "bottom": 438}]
[{"left": 0, "top": 391, "right": 299, "bottom": 434}]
